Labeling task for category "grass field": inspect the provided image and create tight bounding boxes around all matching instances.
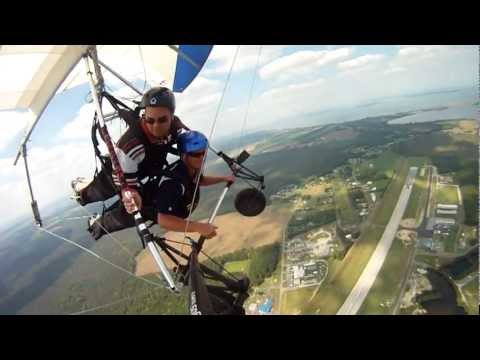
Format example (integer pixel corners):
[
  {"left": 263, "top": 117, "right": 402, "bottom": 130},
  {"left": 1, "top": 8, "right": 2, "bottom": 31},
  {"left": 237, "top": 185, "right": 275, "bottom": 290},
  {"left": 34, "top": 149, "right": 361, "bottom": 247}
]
[
  {"left": 436, "top": 185, "right": 459, "bottom": 205},
  {"left": 369, "top": 151, "right": 400, "bottom": 177},
  {"left": 334, "top": 181, "right": 360, "bottom": 227},
  {"left": 247, "top": 265, "right": 281, "bottom": 314},
  {"left": 373, "top": 178, "right": 391, "bottom": 193},
  {"left": 461, "top": 277, "right": 479, "bottom": 315},
  {"left": 459, "top": 184, "right": 478, "bottom": 227},
  {"left": 357, "top": 151, "right": 398, "bottom": 181},
  {"left": 442, "top": 225, "right": 459, "bottom": 253},
  {"left": 403, "top": 167, "right": 429, "bottom": 221},
  {"left": 462, "top": 225, "right": 478, "bottom": 247},
  {"left": 281, "top": 287, "right": 316, "bottom": 314},
  {"left": 359, "top": 238, "right": 414, "bottom": 314},
  {"left": 371, "top": 159, "right": 410, "bottom": 226},
  {"left": 224, "top": 259, "right": 250, "bottom": 274}
]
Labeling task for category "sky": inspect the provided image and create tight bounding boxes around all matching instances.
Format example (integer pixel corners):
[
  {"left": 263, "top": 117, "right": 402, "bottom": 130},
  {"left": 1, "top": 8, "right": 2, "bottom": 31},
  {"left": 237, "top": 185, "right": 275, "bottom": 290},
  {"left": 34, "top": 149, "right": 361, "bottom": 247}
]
[{"left": 0, "top": 45, "right": 478, "bottom": 230}]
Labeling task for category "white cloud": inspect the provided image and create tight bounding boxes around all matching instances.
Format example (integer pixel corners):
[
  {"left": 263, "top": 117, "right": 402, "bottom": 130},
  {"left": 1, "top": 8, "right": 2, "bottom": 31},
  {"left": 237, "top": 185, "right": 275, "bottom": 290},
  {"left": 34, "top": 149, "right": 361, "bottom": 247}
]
[
  {"left": 398, "top": 46, "right": 423, "bottom": 57},
  {"left": 203, "top": 45, "right": 289, "bottom": 76},
  {"left": 259, "top": 47, "right": 353, "bottom": 81},
  {"left": 0, "top": 110, "right": 33, "bottom": 151},
  {"left": 392, "top": 45, "right": 470, "bottom": 67},
  {"left": 337, "top": 54, "right": 386, "bottom": 72},
  {"left": 0, "top": 141, "right": 97, "bottom": 227},
  {"left": 175, "top": 76, "right": 224, "bottom": 116},
  {"left": 261, "top": 77, "right": 325, "bottom": 98},
  {"left": 383, "top": 45, "right": 477, "bottom": 89},
  {"left": 57, "top": 92, "right": 133, "bottom": 144},
  {"left": 384, "top": 66, "right": 407, "bottom": 75},
  {"left": 57, "top": 103, "right": 95, "bottom": 141},
  {"left": 259, "top": 51, "right": 319, "bottom": 79}
]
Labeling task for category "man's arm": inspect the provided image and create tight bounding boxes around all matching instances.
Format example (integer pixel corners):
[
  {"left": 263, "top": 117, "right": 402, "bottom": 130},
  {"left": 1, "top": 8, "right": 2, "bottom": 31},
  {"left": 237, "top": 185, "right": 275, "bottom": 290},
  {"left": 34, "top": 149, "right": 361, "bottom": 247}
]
[
  {"left": 157, "top": 213, "right": 217, "bottom": 238},
  {"left": 113, "top": 137, "right": 145, "bottom": 191},
  {"left": 115, "top": 134, "right": 146, "bottom": 213},
  {"left": 199, "top": 175, "right": 235, "bottom": 187}
]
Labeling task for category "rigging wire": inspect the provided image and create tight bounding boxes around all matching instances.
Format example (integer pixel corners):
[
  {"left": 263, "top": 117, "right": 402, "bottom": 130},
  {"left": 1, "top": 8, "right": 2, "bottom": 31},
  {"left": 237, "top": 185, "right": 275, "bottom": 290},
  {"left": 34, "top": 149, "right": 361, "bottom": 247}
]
[
  {"left": 138, "top": 45, "right": 148, "bottom": 93},
  {"left": 240, "top": 45, "right": 263, "bottom": 143},
  {"left": 72, "top": 201, "right": 135, "bottom": 258},
  {"left": 180, "top": 45, "right": 242, "bottom": 254},
  {"left": 69, "top": 274, "right": 168, "bottom": 315},
  {"left": 37, "top": 226, "right": 164, "bottom": 289},
  {"left": 70, "top": 295, "right": 136, "bottom": 315},
  {"left": 199, "top": 249, "right": 239, "bottom": 281}
]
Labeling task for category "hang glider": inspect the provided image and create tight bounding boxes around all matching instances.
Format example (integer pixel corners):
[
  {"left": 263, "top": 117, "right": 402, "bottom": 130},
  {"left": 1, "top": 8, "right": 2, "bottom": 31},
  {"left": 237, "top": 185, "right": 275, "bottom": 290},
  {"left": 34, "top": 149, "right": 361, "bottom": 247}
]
[{"left": 1, "top": 44, "right": 268, "bottom": 315}]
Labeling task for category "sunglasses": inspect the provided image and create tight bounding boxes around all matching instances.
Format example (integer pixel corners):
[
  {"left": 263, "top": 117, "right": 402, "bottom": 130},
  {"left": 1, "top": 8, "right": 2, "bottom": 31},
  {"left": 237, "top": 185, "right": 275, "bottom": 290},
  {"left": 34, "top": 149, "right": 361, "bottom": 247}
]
[
  {"left": 187, "top": 151, "right": 206, "bottom": 158},
  {"left": 143, "top": 115, "right": 170, "bottom": 125}
]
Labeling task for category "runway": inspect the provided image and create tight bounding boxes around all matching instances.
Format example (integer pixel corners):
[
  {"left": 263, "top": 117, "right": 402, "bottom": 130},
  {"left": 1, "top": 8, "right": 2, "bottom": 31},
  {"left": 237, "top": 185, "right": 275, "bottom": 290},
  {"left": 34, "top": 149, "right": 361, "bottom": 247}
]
[{"left": 337, "top": 167, "right": 418, "bottom": 315}]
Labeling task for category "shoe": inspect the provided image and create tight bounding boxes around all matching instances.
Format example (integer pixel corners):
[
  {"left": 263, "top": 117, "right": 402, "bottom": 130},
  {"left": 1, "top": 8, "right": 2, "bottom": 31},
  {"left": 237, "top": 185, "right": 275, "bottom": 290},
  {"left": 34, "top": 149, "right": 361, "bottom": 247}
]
[
  {"left": 87, "top": 213, "right": 104, "bottom": 241},
  {"left": 70, "top": 177, "right": 90, "bottom": 205},
  {"left": 88, "top": 213, "right": 101, "bottom": 228}
]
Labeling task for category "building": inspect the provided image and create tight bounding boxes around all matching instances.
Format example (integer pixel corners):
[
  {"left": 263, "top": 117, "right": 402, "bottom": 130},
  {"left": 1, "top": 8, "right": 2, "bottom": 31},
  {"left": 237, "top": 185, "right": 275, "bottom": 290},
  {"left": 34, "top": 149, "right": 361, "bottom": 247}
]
[
  {"left": 437, "top": 204, "right": 458, "bottom": 210},
  {"left": 426, "top": 217, "right": 456, "bottom": 230},
  {"left": 437, "top": 209, "right": 457, "bottom": 215},
  {"left": 417, "top": 268, "right": 428, "bottom": 275},
  {"left": 420, "top": 238, "right": 434, "bottom": 250},
  {"left": 313, "top": 241, "right": 330, "bottom": 257},
  {"left": 293, "top": 265, "right": 305, "bottom": 280},
  {"left": 435, "top": 217, "right": 456, "bottom": 226},
  {"left": 259, "top": 298, "right": 273, "bottom": 314}
]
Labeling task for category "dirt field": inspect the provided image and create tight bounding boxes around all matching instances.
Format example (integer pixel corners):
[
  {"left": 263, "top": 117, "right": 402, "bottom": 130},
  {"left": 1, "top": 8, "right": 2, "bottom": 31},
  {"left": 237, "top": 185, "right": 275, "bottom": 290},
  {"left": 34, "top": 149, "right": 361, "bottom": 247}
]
[
  {"left": 445, "top": 120, "right": 478, "bottom": 135},
  {"left": 300, "top": 182, "right": 327, "bottom": 197},
  {"left": 135, "top": 205, "right": 292, "bottom": 276},
  {"left": 321, "top": 128, "right": 358, "bottom": 142}
]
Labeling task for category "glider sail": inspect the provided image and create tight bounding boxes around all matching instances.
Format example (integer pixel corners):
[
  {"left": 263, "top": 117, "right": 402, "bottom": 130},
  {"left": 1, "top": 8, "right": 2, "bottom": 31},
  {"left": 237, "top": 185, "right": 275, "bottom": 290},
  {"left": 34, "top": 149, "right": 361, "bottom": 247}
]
[{"left": 0, "top": 45, "right": 213, "bottom": 164}]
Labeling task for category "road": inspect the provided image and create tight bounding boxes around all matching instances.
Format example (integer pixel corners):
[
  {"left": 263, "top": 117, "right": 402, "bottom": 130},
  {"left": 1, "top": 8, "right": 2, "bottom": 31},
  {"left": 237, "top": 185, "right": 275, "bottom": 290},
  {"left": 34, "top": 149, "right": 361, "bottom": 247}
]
[
  {"left": 392, "top": 240, "right": 418, "bottom": 314},
  {"left": 337, "top": 167, "right": 418, "bottom": 315},
  {"left": 277, "top": 210, "right": 293, "bottom": 313},
  {"left": 393, "top": 166, "right": 433, "bottom": 314}
]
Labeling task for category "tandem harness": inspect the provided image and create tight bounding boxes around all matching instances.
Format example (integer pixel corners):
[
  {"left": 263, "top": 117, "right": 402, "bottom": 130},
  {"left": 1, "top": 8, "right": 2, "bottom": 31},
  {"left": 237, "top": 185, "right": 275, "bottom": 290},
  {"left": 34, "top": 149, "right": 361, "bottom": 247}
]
[{"left": 89, "top": 91, "right": 192, "bottom": 245}]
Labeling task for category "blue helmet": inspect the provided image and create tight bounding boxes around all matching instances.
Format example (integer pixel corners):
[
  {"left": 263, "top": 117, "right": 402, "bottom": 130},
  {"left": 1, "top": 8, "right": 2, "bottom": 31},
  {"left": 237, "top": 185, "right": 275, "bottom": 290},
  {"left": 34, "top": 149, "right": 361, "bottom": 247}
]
[{"left": 177, "top": 131, "right": 209, "bottom": 154}]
